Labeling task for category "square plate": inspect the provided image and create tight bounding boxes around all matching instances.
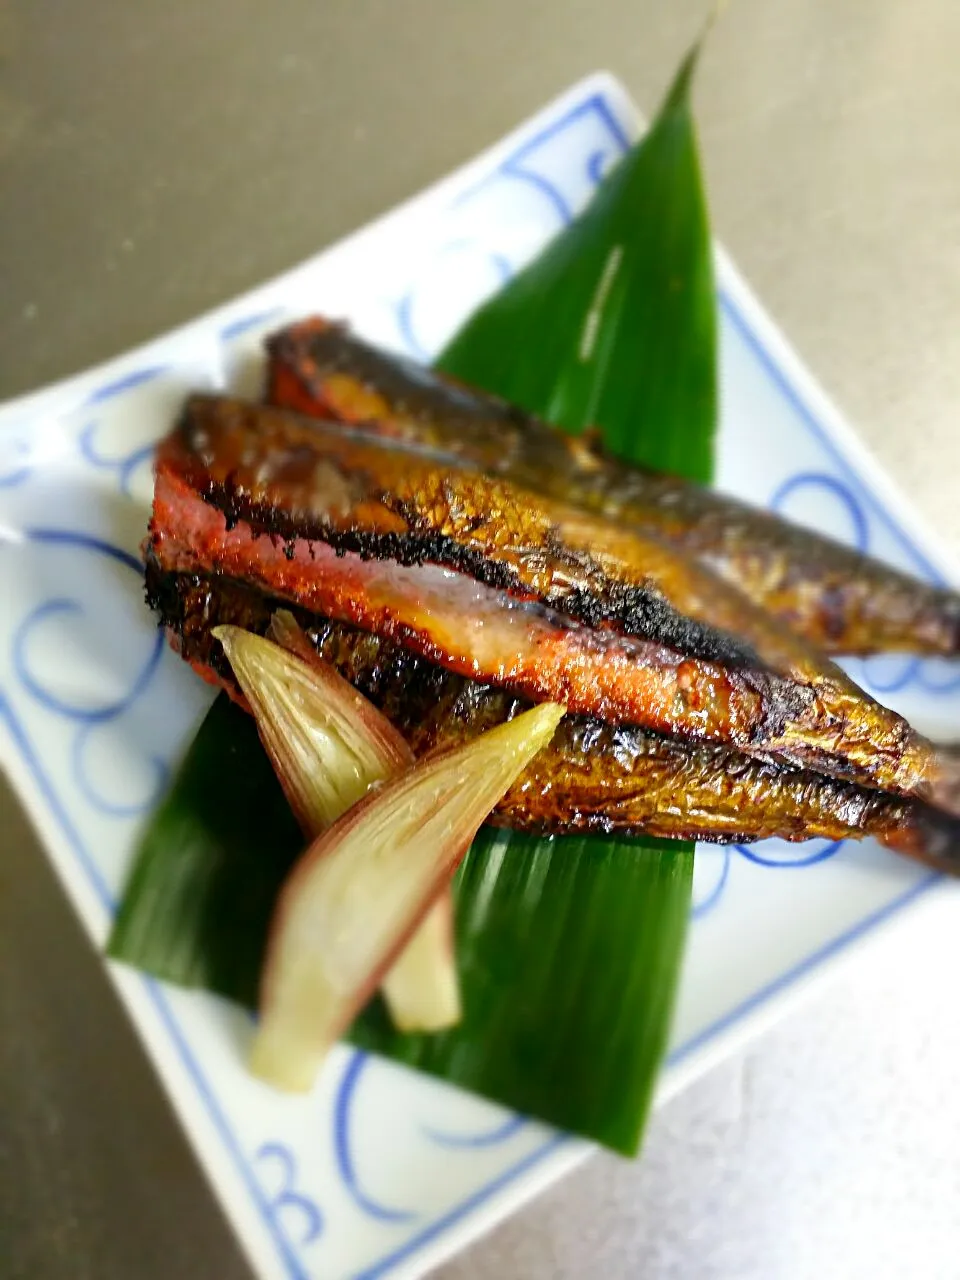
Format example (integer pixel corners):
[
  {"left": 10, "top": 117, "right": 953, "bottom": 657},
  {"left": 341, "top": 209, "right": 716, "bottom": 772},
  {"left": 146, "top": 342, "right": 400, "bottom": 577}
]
[{"left": 1, "top": 72, "right": 957, "bottom": 1280}]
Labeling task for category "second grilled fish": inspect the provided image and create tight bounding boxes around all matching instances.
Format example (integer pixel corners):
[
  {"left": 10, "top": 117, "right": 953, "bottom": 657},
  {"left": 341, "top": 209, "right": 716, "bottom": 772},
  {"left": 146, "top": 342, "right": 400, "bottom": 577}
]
[
  {"left": 146, "top": 558, "right": 960, "bottom": 871},
  {"left": 154, "top": 393, "right": 946, "bottom": 805},
  {"left": 266, "top": 317, "right": 960, "bottom": 658}
]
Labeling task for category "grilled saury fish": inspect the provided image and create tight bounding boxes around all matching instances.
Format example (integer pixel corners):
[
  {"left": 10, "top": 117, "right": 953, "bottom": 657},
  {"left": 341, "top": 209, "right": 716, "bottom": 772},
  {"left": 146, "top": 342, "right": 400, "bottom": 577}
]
[
  {"left": 266, "top": 317, "right": 960, "bottom": 659},
  {"left": 145, "top": 557, "right": 960, "bottom": 869},
  {"left": 152, "top": 393, "right": 947, "bottom": 806}
]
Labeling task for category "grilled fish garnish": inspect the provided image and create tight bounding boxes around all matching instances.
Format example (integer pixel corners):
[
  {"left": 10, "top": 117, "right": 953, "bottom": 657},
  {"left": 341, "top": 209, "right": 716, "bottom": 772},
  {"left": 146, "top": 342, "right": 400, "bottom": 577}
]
[
  {"left": 266, "top": 317, "right": 960, "bottom": 658},
  {"left": 146, "top": 557, "right": 960, "bottom": 866},
  {"left": 151, "top": 394, "right": 943, "bottom": 803}
]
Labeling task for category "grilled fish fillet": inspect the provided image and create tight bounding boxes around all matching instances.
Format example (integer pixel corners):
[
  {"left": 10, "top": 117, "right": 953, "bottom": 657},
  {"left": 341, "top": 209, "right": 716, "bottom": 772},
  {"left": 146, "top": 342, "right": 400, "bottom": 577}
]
[
  {"left": 145, "top": 555, "right": 960, "bottom": 867},
  {"left": 151, "top": 394, "right": 943, "bottom": 803},
  {"left": 266, "top": 317, "right": 960, "bottom": 658}
]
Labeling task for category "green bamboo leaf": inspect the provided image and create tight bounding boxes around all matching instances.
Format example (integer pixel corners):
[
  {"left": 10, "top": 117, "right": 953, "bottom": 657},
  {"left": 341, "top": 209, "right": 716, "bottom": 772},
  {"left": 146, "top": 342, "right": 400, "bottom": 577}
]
[
  {"left": 439, "top": 47, "right": 715, "bottom": 480},
  {"left": 109, "top": 40, "right": 714, "bottom": 1155},
  {"left": 349, "top": 48, "right": 711, "bottom": 1152},
  {"left": 351, "top": 828, "right": 691, "bottom": 1154},
  {"left": 109, "top": 698, "right": 691, "bottom": 1154},
  {"left": 108, "top": 694, "right": 302, "bottom": 1004}
]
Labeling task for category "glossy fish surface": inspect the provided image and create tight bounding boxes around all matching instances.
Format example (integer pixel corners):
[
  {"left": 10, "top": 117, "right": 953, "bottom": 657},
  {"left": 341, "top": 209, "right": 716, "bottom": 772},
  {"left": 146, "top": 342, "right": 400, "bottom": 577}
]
[
  {"left": 266, "top": 317, "right": 960, "bottom": 658},
  {"left": 151, "top": 461, "right": 782, "bottom": 745},
  {"left": 146, "top": 558, "right": 959, "bottom": 867},
  {"left": 153, "top": 393, "right": 942, "bottom": 800}
]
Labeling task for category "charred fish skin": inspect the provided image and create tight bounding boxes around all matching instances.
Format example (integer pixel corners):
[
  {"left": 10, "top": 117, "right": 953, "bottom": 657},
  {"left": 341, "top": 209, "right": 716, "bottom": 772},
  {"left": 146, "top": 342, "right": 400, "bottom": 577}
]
[
  {"left": 575, "top": 466, "right": 960, "bottom": 659},
  {"left": 145, "top": 556, "right": 951, "bottom": 858},
  {"left": 156, "top": 393, "right": 940, "bottom": 802},
  {"left": 150, "top": 452, "right": 804, "bottom": 754},
  {"left": 266, "top": 317, "right": 960, "bottom": 658},
  {"left": 167, "top": 393, "right": 760, "bottom": 669}
]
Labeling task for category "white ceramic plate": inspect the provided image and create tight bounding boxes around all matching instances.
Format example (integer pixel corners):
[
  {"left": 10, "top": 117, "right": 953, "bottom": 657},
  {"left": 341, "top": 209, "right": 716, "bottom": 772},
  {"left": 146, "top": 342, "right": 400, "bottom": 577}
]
[{"left": 1, "top": 73, "right": 958, "bottom": 1280}]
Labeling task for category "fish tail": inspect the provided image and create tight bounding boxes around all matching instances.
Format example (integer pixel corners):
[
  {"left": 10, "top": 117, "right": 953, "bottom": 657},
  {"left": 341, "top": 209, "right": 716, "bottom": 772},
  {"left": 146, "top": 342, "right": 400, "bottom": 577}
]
[{"left": 880, "top": 802, "right": 960, "bottom": 874}]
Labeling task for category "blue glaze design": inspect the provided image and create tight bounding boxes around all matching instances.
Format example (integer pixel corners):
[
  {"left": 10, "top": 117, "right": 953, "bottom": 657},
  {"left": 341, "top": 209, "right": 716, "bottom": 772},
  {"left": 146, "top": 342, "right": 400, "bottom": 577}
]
[
  {"left": 220, "top": 308, "right": 282, "bottom": 341},
  {"left": 422, "top": 1113, "right": 527, "bottom": 1149},
  {"left": 395, "top": 291, "right": 432, "bottom": 363},
  {"left": 0, "top": 436, "right": 33, "bottom": 489},
  {"left": 15, "top": 597, "right": 162, "bottom": 724},
  {"left": 586, "top": 146, "right": 615, "bottom": 188},
  {"left": 395, "top": 242, "right": 514, "bottom": 361},
  {"left": 13, "top": 531, "right": 166, "bottom": 817},
  {"left": 255, "top": 1143, "right": 324, "bottom": 1247},
  {"left": 497, "top": 155, "right": 573, "bottom": 225},
  {"left": 77, "top": 367, "right": 166, "bottom": 494},
  {"left": 453, "top": 94, "right": 630, "bottom": 220},
  {"left": 394, "top": 93, "right": 630, "bottom": 360},
  {"left": 350, "top": 1134, "right": 570, "bottom": 1280},
  {"left": 853, "top": 653, "right": 919, "bottom": 695},
  {"left": 22, "top": 526, "right": 144, "bottom": 571},
  {"left": 0, "top": 698, "right": 315, "bottom": 1279},
  {"left": 855, "top": 652, "right": 960, "bottom": 698},
  {"left": 14, "top": 599, "right": 100, "bottom": 719},
  {"left": 334, "top": 1051, "right": 417, "bottom": 1223},
  {"left": 666, "top": 870, "right": 941, "bottom": 1070},
  {"left": 488, "top": 251, "right": 516, "bottom": 282},
  {"left": 691, "top": 846, "right": 732, "bottom": 919},
  {"left": 0, "top": 464, "right": 32, "bottom": 489},
  {"left": 88, "top": 366, "right": 165, "bottom": 404},
  {"left": 79, "top": 419, "right": 158, "bottom": 497},
  {"left": 769, "top": 472, "right": 869, "bottom": 554},
  {"left": 914, "top": 658, "right": 960, "bottom": 693},
  {"left": 736, "top": 838, "right": 845, "bottom": 870},
  {"left": 71, "top": 719, "right": 167, "bottom": 818},
  {"left": 718, "top": 292, "right": 946, "bottom": 589}
]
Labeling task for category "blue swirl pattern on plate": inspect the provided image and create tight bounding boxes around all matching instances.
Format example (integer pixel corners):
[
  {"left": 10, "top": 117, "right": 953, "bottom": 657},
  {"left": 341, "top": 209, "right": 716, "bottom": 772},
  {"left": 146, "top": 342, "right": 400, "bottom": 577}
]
[
  {"left": 393, "top": 94, "right": 629, "bottom": 360},
  {"left": 0, "top": 435, "right": 33, "bottom": 488},
  {"left": 334, "top": 1052, "right": 418, "bottom": 1223},
  {"left": 422, "top": 1112, "right": 528, "bottom": 1149},
  {"left": 255, "top": 1142, "right": 325, "bottom": 1247},
  {"left": 14, "top": 531, "right": 168, "bottom": 818}
]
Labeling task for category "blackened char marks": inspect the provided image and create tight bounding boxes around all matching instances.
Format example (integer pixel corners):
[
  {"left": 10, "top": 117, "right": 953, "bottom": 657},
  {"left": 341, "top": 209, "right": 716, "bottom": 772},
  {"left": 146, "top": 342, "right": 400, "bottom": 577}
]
[
  {"left": 173, "top": 396, "right": 758, "bottom": 670},
  {"left": 156, "top": 393, "right": 941, "bottom": 803},
  {"left": 215, "top": 485, "right": 757, "bottom": 668},
  {"left": 145, "top": 561, "right": 951, "bottom": 857}
]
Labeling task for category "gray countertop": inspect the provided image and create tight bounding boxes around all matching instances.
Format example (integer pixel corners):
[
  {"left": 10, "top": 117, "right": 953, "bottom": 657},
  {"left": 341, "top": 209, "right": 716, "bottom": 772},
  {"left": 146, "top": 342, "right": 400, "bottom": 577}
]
[{"left": 3, "top": 1, "right": 960, "bottom": 1276}]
